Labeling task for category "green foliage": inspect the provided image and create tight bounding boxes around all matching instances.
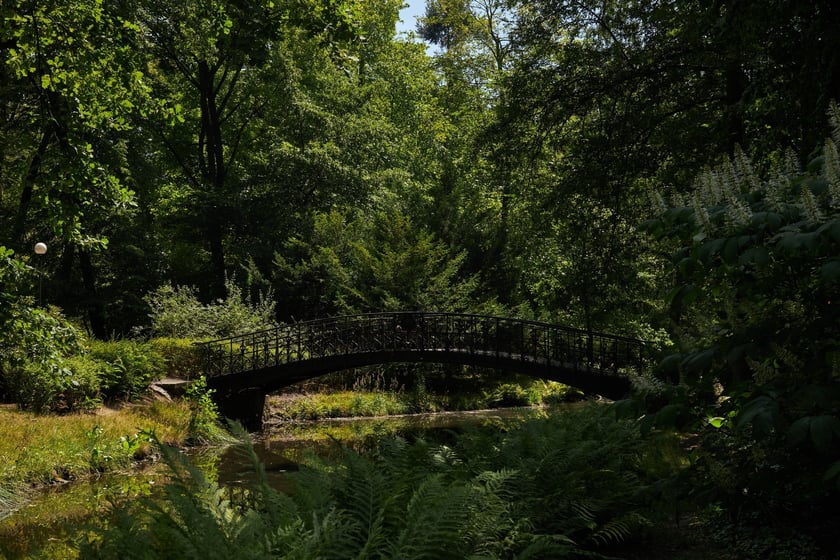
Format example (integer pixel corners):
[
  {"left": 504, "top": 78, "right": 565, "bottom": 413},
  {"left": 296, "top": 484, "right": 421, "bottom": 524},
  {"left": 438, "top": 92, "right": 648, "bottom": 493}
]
[
  {"left": 641, "top": 106, "right": 840, "bottom": 547},
  {"left": 86, "top": 406, "right": 667, "bottom": 558},
  {"left": 145, "top": 280, "right": 277, "bottom": 339},
  {"left": 88, "top": 340, "right": 164, "bottom": 402},
  {"left": 482, "top": 382, "right": 532, "bottom": 407},
  {"left": 184, "top": 376, "right": 223, "bottom": 444},
  {"left": 3, "top": 354, "right": 102, "bottom": 414},
  {"left": 274, "top": 208, "right": 482, "bottom": 319},
  {"left": 0, "top": 288, "right": 90, "bottom": 410},
  {"left": 275, "top": 391, "right": 408, "bottom": 421},
  {"left": 1, "top": 1, "right": 144, "bottom": 247},
  {"left": 149, "top": 337, "right": 204, "bottom": 379}
]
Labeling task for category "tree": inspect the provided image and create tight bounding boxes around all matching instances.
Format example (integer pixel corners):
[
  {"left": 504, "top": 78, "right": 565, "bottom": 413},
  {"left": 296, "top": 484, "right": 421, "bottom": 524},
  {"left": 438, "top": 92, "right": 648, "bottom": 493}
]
[
  {"left": 642, "top": 106, "right": 840, "bottom": 531},
  {"left": 273, "top": 207, "right": 483, "bottom": 320},
  {"left": 475, "top": 0, "right": 840, "bottom": 331},
  {"left": 0, "top": 0, "right": 152, "bottom": 335}
]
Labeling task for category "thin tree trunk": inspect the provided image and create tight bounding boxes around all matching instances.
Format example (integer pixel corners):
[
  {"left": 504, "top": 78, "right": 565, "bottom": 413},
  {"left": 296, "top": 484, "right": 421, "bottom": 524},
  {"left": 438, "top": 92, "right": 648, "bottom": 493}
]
[
  {"left": 12, "top": 127, "right": 52, "bottom": 248},
  {"left": 79, "top": 249, "right": 107, "bottom": 338}
]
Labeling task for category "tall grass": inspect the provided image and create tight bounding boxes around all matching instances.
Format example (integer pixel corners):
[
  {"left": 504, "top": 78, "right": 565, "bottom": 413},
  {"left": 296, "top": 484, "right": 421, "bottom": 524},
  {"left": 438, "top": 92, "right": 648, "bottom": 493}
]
[
  {"left": 271, "top": 376, "right": 579, "bottom": 421},
  {"left": 0, "top": 403, "right": 191, "bottom": 486}
]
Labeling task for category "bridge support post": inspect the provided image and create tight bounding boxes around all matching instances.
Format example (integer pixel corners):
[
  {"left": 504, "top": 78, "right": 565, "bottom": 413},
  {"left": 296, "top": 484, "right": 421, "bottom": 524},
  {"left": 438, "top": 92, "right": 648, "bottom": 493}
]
[{"left": 215, "top": 387, "right": 267, "bottom": 432}]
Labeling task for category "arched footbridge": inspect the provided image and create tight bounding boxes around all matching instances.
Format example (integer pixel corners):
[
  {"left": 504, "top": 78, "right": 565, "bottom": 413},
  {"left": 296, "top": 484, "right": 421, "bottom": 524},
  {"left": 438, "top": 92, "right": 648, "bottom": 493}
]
[{"left": 195, "top": 312, "right": 655, "bottom": 429}]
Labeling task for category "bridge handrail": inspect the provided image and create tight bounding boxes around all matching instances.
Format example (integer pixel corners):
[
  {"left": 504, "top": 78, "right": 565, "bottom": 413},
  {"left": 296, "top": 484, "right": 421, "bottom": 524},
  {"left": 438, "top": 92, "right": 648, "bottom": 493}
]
[
  {"left": 194, "top": 311, "right": 654, "bottom": 379},
  {"left": 197, "top": 311, "right": 649, "bottom": 346}
]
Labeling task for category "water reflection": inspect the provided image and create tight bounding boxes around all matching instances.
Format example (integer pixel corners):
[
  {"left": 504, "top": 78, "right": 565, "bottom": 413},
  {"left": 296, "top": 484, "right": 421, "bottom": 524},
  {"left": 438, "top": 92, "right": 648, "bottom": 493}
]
[{"left": 213, "top": 407, "right": 542, "bottom": 489}]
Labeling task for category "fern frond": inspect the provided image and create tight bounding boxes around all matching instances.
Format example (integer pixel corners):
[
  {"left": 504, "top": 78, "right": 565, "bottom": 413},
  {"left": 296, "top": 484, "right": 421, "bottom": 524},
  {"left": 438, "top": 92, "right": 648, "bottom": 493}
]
[
  {"left": 388, "top": 474, "right": 472, "bottom": 560},
  {"left": 828, "top": 100, "right": 840, "bottom": 145},
  {"left": 587, "top": 511, "right": 652, "bottom": 547},
  {"left": 514, "top": 534, "right": 579, "bottom": 559},
  {"left": 331, "top": 447, "right": 390, "bottom": 556}
]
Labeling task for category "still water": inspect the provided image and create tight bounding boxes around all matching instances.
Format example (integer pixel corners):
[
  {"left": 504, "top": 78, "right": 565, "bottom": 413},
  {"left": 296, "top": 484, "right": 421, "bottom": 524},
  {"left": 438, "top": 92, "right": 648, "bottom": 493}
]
[
  {"left": 214, "top": 407, "right": 540, "bottom": 489},
  {"left": 0, "top": 407, "right": 539, "bottom": 558}
]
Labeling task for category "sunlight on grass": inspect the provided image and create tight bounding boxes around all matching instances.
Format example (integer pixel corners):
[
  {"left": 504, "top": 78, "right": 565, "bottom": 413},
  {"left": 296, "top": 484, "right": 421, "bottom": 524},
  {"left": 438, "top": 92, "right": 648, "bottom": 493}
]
[{"left": 0, "top": 402, "right": 191, "bottom": 485}]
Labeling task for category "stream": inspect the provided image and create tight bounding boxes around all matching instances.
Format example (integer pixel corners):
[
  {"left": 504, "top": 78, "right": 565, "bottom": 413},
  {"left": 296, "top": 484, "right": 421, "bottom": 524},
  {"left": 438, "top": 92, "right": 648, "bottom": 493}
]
[
  {"left": 0, "top": 407, "right": 540, "bottom": 558},
  {"left": 215, "top": 407, "right": 540, "bottom": 488}
]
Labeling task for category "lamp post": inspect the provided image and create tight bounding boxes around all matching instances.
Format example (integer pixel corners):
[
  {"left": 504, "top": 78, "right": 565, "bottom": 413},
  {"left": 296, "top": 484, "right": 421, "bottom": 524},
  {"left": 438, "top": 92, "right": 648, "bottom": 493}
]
[{"left": 34, "top": 242, "right": 47, "bottom": 306}]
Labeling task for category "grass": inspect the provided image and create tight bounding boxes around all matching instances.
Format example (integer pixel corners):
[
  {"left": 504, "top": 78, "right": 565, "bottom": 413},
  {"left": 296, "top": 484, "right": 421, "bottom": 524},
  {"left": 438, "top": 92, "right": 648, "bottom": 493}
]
[
  {"left": 272, "top": 369, "right": 583, "bottom": 420},
  {"left": 271, "top": 390, "right": 409, "bottom": 421},
  {"left": 0, "top": 401, "right": 194, "bottom": 559},
  {"left": 0, "top": 402, "right": 191, "bottom": 486}
]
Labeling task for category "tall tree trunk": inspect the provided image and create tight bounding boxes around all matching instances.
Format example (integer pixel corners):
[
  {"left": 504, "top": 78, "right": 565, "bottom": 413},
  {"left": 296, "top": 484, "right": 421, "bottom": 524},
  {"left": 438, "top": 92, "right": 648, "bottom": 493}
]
[
  {"left": 198, "top": 59, "right": 228, "bottom": 300},
  {"left": 79, "top": 249, "right": 107, "bottom": 338}
]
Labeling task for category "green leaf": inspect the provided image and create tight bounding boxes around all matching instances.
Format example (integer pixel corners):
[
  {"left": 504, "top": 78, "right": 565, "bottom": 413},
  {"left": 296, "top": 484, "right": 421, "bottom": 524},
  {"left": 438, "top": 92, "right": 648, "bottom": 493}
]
[
  {"left": 696, "top": 238, "right": 724, "bottom": 264},
  {"left": 708, "top": 416, "right": 726, "bottom": 429},
  {"left": 817, "top": 220, "right": 840, "bottom": 243},
  {"left": 809, "top": 415, "right": 840, "bottom": 450},
  {"left": 777, "top": 231, "right": 821, "bottom": 252},
  {"left": 738, "top": 246, "right": 769, "bottom": 267},
  {"left": 682, "top": 348, "right": 716, "bottom": 374},
  {"left": 820, "top": 260, "right": 840, "bottom": 283},
  {"left": 751, "top": 212, "right": 784, "bottom": 232},
  {"left": 787, "top": 416, "right": 811, "bottom": 446},
  {"left": 735, "top": 395, "right": 780, "bottom": 436},
  {"left": 722, "top": 236, "right": 741, "bottom": 265}
]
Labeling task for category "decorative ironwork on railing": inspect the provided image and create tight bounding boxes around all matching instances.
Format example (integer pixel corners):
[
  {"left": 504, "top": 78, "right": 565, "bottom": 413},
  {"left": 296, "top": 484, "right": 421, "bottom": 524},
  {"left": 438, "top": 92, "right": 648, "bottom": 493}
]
[{"left": 195, "top": 312, "right": 652, "bottom": 380}]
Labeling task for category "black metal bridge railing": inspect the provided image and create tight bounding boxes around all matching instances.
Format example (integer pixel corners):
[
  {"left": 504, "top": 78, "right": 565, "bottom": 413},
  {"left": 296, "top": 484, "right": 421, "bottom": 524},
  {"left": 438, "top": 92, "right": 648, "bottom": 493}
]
[{"left": 195, "top": 312, "right": 652, "bottom": 380}]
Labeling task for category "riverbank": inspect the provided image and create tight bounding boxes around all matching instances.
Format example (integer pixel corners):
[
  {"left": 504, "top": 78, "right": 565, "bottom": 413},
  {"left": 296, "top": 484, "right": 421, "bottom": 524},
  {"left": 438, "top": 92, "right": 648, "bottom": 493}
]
[
  {"left": 0, "top": 397, "right": 757, "bottom": 560},
  {"left": 0, "top": 400, "right": 197, "bottom": 559},
  {"left": 0, "top": 401, "right": 192, "bottom": 489},
  {"left": 267, "top": 374, "right": 582, "bottom": 422}
]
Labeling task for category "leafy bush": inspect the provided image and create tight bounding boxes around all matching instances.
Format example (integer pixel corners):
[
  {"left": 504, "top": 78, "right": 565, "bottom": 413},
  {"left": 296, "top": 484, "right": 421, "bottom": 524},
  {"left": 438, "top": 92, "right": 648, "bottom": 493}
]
[
  {"left": 184, "top": 376, "right": 223, "bottom": 443},
  {"left": 483, "top": 382, "right": 531, "bottom": 407},
  {"left": 4, "top": 355, "right": 101, "bottom": 413},
  {"left": 145, "top": 280, "right": 276, "bottom": 339},
  {"left": 0, "top": 303, "right": 91, "bottom": 411},
  {"left": 4, "top": 361, "right": 67, "bottom": 413},
  {"left": 149, "top": 337, "right": 203, "bottom": 379},
  {"left": 62, "top": 356, "right": 104, "bottom": 410},
  {"left": 88, "top": 340, "right": 164, "bottom": 402},
  {"left": 639, "top": 104, "right": 840, "bottom": 551}
]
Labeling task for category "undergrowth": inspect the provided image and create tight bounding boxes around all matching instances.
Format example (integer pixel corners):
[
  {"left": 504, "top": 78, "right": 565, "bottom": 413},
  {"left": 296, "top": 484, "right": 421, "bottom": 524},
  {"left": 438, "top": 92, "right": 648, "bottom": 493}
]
[
  {"left": 82, "top": 404, "right": 679, "bottom": 559},
  {"left": 0, "top": 402, "right": 191, "bottom": 487},
  {"left": 273, "top": 371, "right": 581, "bottom": 420}
]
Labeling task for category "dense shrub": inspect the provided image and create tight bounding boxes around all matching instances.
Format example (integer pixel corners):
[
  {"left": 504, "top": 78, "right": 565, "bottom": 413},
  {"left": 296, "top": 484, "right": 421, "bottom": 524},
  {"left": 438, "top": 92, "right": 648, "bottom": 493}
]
[
  {"left": 61, "top": 356, "right": 104, "bottom": 410},
  {"left": 0, "top": 305, "right": 90, "bottom": 411},
  {"left": 145, "top": 280, "right": 276, "bottom": 339},
  {"left": 88, "top": 340, "right": 164, "bottom": 402},
  {"left": 149, "top": 337, "right": 203, "bottom": 379},
  {"left": 638, "top": 105, "right": 840, "bottom": 555},
  {"left": 4, "top": 356, "right": 101, "bottom": 413}
]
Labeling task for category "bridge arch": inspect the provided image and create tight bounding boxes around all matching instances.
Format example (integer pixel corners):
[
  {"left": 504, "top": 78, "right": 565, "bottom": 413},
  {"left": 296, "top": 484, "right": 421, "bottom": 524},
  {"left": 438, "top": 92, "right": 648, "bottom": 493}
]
[{"left": 195, "top": 312, "right": 651, "bottom": 429}]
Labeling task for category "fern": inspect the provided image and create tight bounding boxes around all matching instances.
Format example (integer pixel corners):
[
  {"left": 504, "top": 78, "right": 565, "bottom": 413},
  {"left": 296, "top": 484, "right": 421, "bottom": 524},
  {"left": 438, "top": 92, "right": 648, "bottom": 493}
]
[
  {"left": 330, "top": 447, "right": 390, "bottom": 557},
  {"left": 587, "top": 511, "right": 652, "bottom": 547},
  {"left": 387, "top": 474, "right": 473, "bottom": 559},
  {"left": 84, "top": 405, "right": 663, "bottom": 559}
]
